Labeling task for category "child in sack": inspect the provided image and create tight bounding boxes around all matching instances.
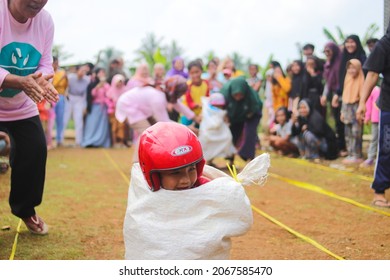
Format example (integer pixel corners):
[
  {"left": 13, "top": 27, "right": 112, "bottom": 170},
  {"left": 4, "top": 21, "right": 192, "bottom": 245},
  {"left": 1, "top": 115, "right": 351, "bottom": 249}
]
[
  {"left": 198, "top": 93, "right": 236, "bottom": 167},
  {"left": 123, "top": 122, "right": 270, "bottom": 260}
]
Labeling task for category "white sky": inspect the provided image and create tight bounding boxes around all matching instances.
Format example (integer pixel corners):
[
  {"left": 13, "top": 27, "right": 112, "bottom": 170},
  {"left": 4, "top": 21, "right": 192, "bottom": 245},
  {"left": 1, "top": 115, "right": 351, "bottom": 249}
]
[{"left": 45, "top": 0, "right": 384, "bottom": 69}]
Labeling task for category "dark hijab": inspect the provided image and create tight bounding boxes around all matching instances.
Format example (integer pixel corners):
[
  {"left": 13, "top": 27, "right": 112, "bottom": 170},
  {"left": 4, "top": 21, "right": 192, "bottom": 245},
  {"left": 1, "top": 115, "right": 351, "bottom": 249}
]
[
  {"left": 221, "top": 77, "right": 262, "bottom": 124},
  {"left": 290, "top": 60, "right": 304, "bottom": 99},
  {"left": 338, "top": 35, "right": 367, "bottom": 94},
  {"left": 296, "top": 99, "right": 338, "bottom": 159},
  {"left": 323, "top": 42, "right": 342, "bottom": 93}
]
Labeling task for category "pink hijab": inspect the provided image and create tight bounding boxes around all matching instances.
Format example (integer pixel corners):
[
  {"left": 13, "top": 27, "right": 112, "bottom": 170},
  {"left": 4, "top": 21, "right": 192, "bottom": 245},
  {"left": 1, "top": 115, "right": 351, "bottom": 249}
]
[{"left": 107, "top": 74, "right": 126, "bottom": 104}]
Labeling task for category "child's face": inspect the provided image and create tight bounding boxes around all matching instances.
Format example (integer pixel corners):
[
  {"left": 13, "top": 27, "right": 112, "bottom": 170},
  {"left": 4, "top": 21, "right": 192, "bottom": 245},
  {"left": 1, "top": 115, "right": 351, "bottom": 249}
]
[
  {"left": 159, "top": 164, "right": 198, "bottom": 191},
  {"left": 347, "top": 64, "right": 358, "bottom": 78},
  {"left": 249, "top": 65, "right": 258, "bottom": 77},
  {"left": 275, "top": 110, "right": 287, "bottom": 124},
  {"left": 189, "top": 66, "right": 202, "bottom": 84}
]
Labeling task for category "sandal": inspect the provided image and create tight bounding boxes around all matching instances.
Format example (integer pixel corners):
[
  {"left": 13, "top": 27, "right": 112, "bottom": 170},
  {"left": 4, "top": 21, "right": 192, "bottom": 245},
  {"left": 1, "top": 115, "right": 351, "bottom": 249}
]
[{"left": 371, "top": 200, "right": 390, "bottom": 208}]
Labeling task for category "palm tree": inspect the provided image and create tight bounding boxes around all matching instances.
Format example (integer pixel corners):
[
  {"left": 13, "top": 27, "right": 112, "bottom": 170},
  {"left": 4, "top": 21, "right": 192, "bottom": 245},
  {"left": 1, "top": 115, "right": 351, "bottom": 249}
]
[
  {"left": 165, "top": 40, "right": 184, "bottom": 64},
  {"left": 231, "top": 52, "right": 245, "bottom": 71},
  {"left": 134, "top": 33, "right": 164, "bottom": 64},
  {"left": 95, "top": 46, "right": 123, "bottom": 69},
  {"left": 52, "top": 44, "right": 73, "bottom": 62},
  {"left": 323, "top": 24, "right": 380, "bottom": 46},
  {"left": 322, "top": 26, "right": 346, "bottom": 45}
]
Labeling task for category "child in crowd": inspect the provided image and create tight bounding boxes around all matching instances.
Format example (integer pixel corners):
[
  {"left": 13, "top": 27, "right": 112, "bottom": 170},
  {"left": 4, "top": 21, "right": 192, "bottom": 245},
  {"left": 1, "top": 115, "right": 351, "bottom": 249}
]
[
  {"left": 124, "top": 122, "right": 265, "bottom": 260},
  {"left": 198, "top": 93, "right": 236, "bottom": 167},
  {"left": 37, "top": 99, "right": 55, "bottom": 150},
  {"left": 203, "top": 59, "right": 223, "bottom": 93},
  {"left": 0, "top": 131, "right": 10, "bottom": 174},
  {"left": 181, "top": 60, "right": 210, "bottom": 132},
  {"left": 269, "top": 107, "right": 299, "bottom": 156},
  {"left": 247, "top": 64, "right": 262, "bottom": 92},
  {"left": 107, "top": 74, "right": 127, "bottom": 148},
  {"left": 340, "top": 59, "right": 364, "bottom": 164},
  {"left": 361, "top": 86, "right": 381, "bottom": 167}
]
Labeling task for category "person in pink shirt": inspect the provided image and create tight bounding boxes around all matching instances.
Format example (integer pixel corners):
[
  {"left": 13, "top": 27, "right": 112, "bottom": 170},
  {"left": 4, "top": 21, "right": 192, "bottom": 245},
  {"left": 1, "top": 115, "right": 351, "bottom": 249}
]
[
  {"left": 116, "top": 75, "right": 196, "bottom": 162},
  {"left": 361, "top": 86, "right": 381, "bottom": 167},
  {"left": 0, "top": 0, "right": 58, "bottom": 235},
  {"left": 82, "top": 68, "right": 111, "bottom": 148},
  {"left": 107, "top": 74, "right": 127, "bottom": 148}
]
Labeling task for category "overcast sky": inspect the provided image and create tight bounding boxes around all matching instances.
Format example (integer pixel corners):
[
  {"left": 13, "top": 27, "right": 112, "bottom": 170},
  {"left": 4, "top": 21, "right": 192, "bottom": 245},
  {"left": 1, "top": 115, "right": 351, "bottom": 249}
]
[{"left": 45, "top": 0, "right": 384, "bottom": 69}]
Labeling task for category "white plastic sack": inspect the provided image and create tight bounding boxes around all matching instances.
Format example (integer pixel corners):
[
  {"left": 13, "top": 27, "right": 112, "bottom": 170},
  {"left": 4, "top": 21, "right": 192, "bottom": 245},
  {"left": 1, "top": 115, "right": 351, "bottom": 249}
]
[
  {"left": 123, "top": 153, "right": 270, "bottom": 260},
  {"left": 198, "top": 97, "right": 236, "bottom": 161}
]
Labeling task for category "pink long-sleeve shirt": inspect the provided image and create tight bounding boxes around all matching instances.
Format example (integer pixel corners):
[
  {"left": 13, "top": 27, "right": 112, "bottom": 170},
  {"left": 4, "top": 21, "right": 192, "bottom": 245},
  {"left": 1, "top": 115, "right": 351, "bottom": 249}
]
[
  {"left": 0, "top": 0, "right": 54, "bottom": 121},
  {"left": 115, "top": 86, "right": 195, "bottom": 125},
  {"left": 365, "top": 86, "right": 380, "bottom": 124}
]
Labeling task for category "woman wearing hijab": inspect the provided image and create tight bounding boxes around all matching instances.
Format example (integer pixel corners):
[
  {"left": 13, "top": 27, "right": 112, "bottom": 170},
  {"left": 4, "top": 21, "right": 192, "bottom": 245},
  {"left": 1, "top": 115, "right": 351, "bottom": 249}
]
[
  {"left": 339, "top": 35, "right": 367, "bottom": 95},
  {"left": 321, "top": 41, "right": 346, "bottom": 155},
  {"left": 292, "top": 99, "right": 338, "bottom": 161},
  {"left": 166, "top": 56, "right": 188, "bottom": 79},
  {"left": 300, "top": 56, "right": 324, "bottom": 116},
  {"left": 107, "top": 74, "right": 127, "bottom": 147},
  {"left": 221, "top": 77, "right": 262, "bottom": 163},
  {"left": 126, "top": 63, "right": 152, "bottom": 90},
  {"left": 356, "top": 21, "right": 390, "bottom": 208}
]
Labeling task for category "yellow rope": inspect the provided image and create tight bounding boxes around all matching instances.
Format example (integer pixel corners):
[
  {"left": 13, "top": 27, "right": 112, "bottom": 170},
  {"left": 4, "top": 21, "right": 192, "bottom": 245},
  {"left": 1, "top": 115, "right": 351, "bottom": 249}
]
[
  {"left": 251, "top": 205, "right": 344, "bottom": 260},
  {"left": 102, "top": 149, "right": 130, "bottom": 184},
  {"left": 225, "top": 163, "right": 344, "bottom": 260},
  {"left": 285, "top": 157, "right": 373, "bottom": 182},
  {"left": 9, "top": 219, "right": 22, "bottom": 260},
  {"left": 269, "top": 173, "right": 390, "bottom": 217}
]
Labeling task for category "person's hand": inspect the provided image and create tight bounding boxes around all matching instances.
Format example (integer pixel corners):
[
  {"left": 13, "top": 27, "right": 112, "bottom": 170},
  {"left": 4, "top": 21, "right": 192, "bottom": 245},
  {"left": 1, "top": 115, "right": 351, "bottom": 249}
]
[
  {"left": 340, "top": 113, "right": 344, "bottom": 122},
  {"left": 302, "top": 124, "right": 307, "bottom": 132},
  {"left": 320, "top": 95, "right": 327, "bottom": 107},
  {"left": 36, "top": 73, "right": 59, "bottom": 103},
  {"left": 167, "top": 102, "right": 174, "bottom": 112},
  {"left": 364, "top": 119, "right": 370, "bottom": 125},
  {"left": 331, "top": 94, "right": 339, "bottom": 108},
  {"left": 20, "top": 72, "right": 46, "bottom": 103},
  {"left": 356, "top": 103, "right": 366, "bottom": 125}
]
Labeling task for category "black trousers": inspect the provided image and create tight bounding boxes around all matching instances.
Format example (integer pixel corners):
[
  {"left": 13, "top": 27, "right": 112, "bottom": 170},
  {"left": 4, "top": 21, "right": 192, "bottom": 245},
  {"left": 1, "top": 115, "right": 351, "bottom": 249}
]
[{"left": 0, "top": 116, "right": 47, "bottom": 218}]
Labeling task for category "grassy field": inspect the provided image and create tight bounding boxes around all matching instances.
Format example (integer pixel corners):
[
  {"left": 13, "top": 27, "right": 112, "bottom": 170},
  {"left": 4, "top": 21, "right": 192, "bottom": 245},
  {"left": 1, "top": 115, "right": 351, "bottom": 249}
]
[{"left": 1, "top": 145, "right": 389, "bottom": 260}]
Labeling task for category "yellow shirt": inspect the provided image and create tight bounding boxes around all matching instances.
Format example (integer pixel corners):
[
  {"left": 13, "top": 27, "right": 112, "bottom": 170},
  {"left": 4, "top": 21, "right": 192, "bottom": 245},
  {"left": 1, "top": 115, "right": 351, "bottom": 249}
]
[
  {"left": 52, "top": 69, "right": 68, "bottom": 95},
  {"left": 183, "top": 80, "right": 209, "bottom": 116},
  {"left": 272, "top": 76, "right": 291, "bottom": 112}
]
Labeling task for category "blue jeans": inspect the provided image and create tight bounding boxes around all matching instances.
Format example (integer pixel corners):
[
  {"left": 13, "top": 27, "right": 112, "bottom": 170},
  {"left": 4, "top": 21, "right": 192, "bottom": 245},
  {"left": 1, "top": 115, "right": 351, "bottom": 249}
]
[
  {"left": 372, "top": 111, "right": 390, "bottom": 194},
  {"left": 54, "top": 94, "right": 66, "bottom": 144}
]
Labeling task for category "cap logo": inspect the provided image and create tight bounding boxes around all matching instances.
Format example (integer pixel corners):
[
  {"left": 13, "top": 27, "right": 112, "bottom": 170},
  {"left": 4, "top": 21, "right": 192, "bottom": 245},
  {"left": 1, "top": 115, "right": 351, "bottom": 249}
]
[{"left": 171, "top": 145, "right": 192, "bottom": 156}]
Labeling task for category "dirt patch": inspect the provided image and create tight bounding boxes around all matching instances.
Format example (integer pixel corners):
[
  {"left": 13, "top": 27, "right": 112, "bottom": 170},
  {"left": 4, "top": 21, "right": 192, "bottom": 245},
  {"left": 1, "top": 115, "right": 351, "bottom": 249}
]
[{"left": 1, "top": 147, "right": 390, "bottom": 260}]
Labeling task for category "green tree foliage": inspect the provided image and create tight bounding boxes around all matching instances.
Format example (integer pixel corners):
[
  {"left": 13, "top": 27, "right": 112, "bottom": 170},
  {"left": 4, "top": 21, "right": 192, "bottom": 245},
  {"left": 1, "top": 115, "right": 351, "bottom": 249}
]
[
  {"left": 52, "top": 44, "right": 73, "bottom": 62},
  {"left": 323, "top": 23, "right": 379, "bottom": 47},
  {"left": 95, "top": 46, "right": 123, "bottom": 70}
]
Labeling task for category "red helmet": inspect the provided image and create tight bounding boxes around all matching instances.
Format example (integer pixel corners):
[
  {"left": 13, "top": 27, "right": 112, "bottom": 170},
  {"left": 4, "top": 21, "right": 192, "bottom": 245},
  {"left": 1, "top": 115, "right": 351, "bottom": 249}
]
[{"left": 138, "top": 122, "right": 205, "bottom": 191}]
